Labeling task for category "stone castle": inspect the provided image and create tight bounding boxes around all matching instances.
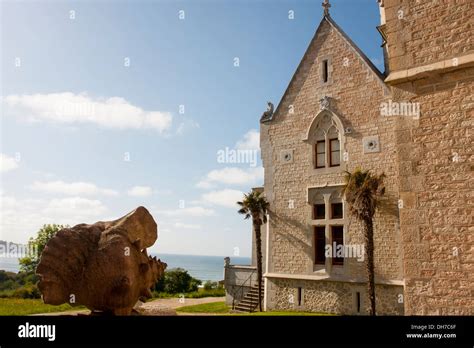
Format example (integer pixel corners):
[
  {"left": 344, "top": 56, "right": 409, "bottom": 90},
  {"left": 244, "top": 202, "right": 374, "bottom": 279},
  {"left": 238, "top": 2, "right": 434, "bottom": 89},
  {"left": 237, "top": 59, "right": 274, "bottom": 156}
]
[{"left": 245, "top": 0, "right": 472, "bottom": 315}]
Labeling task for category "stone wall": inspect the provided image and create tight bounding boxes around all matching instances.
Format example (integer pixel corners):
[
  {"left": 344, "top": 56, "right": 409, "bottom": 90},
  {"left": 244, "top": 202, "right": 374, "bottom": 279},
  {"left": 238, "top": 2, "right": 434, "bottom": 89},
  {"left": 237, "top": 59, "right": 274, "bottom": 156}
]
[
  {"left": 390, "top": 64, "right": 474, "bottom": 315},
  {"left": 383, "top": 0, "right": 474, "bottom": 315},
  {"left": 383, "top": 0, "right": 473, "bottom": 72},
  {"left": 266, "top": 277, "right": 404, "bottom": 315},
  {"left": 224, "top": 263, "right": 257, "bottom": 306}
]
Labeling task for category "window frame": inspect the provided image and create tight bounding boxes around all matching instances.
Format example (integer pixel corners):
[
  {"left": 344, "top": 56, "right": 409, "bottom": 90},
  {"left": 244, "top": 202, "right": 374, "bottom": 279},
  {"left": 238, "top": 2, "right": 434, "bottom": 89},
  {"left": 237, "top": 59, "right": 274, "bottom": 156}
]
[
  {"left": 315, "top": 140, "right": 326, "bottom": 169},
  {"left": 313, "top": 204, "right": 326, "bottom": 220},
  {"left": 314, "top": 226, "right": 326, "bottom": 265},
  {"left": 329, "top": 137, "right": 341, "bottom": 167},
  {"left": 331, "top": 202, "right": 343, "bottom": 219},
  {"left": 331, "top": 225, "right": 344, "bottom": 266}
]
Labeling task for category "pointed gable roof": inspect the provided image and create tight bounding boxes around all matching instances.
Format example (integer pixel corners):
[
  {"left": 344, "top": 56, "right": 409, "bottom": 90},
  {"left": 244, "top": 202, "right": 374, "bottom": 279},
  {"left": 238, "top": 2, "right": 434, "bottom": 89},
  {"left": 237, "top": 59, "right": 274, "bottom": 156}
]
[{"left": 261, "top": 14, "right": 386, "bottom": 123}]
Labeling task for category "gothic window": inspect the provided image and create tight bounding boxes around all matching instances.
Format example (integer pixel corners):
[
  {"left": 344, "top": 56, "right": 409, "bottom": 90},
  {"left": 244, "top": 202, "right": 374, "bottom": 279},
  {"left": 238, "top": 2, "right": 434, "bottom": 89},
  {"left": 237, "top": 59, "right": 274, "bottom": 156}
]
[{"left": 307, "top": 112, "right": 343, "bottom": 170}]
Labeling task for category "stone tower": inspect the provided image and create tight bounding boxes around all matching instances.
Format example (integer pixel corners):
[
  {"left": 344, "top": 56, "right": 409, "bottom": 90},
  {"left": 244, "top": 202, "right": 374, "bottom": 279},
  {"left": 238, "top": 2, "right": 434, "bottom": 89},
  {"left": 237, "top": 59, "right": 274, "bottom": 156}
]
[{"left": 380, "top": 0, "right": 473, "bottom": 315}]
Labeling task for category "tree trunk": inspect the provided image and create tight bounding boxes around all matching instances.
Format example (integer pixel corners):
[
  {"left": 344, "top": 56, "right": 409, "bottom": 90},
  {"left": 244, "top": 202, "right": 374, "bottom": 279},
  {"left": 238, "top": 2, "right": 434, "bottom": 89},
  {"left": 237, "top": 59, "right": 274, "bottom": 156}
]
[
  {"left": 364, "top": 218, "right": 376, "bottom": 316},
  {"left": 253, "top": 220, "right": 263, "bottom": 312}
]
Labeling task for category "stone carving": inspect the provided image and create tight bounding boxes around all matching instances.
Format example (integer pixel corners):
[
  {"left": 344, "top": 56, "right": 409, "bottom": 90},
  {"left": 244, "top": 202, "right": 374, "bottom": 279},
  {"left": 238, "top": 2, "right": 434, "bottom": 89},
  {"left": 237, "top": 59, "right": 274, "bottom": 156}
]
[
  {"left": 261, "top": 101, "right": 274, "bottom": 120},
  {"left": 36, "top": 206, "right": 166, "bottom": 315},
  {"left": 319, "top": 96, "right": 331, "bottom": 110},
  {"left": 322, "top": 0, "right": 331, "bottom": 16},
  {"left": 363, "top": 135, "right": 381, "bottom": 153}
]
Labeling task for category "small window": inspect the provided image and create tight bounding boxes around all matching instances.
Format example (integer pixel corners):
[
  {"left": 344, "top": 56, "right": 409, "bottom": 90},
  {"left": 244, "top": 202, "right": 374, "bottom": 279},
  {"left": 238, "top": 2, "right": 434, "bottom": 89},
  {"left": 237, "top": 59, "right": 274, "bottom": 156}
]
[
  {"left": 329, "top": 138, "right": 340, "bottom": 167},
  {"left": 356, "top": 292, "right": 361, "bottom": 313},
  {"left": 331, "top": 226, "right": 344, "bottom": 265},
  {"left": 322, "top": 59, "right": 329, "bottom": 83},
  {"left": 331, "top": 203, "right": 343, "bottom": 219},
  {"left": 297, "top": 287, "right": 302, "bottom": 306},
  {"left": 315, "top": 140, "right": 325, "bottom": 168},
  {"left": 315, "top": 226, "right": 326, "bottom": 265},
  {"left": 313, "top": 204, "right": 325, "bottom": 220}
]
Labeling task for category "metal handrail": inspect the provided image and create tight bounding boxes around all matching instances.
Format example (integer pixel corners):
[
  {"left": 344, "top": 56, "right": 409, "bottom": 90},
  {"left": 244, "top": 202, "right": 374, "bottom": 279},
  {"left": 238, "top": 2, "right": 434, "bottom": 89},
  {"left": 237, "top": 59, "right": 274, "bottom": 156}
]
[{"left": 231, "top": 268, "right": 256, "bottom": 310}]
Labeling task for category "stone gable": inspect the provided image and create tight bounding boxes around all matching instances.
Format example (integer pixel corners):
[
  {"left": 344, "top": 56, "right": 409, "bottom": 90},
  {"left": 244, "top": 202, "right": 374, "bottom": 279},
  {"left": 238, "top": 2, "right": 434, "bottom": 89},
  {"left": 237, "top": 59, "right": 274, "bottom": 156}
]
[{"left": 261, "top": 15, "right": 404, "bottom": 315}]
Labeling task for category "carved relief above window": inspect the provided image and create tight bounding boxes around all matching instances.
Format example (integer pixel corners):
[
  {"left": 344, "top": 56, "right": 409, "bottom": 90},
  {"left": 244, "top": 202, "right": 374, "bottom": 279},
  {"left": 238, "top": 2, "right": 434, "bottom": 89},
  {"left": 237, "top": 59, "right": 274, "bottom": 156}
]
[{"left": 303, "top": 106, "right": 347, "bottom": 172}]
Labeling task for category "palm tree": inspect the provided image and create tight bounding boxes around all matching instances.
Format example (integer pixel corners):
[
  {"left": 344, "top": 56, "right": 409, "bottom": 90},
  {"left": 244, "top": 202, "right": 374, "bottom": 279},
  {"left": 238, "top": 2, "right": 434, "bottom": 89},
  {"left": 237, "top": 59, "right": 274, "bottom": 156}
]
[
  {"left": 342, "top": 168, "right": 385, "bottom": 316},
  {"left": 237, "top": 190, "right": 269, "bottom": 311}
]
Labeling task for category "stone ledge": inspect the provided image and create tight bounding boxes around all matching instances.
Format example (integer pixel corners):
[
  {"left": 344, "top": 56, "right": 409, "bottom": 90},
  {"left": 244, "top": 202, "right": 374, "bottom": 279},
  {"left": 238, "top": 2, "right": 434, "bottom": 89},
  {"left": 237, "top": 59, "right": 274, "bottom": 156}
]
[
  {"left": 385, "top": 52, "right": 474, "bottom": 85},
  {"left": 264, "top": 272, "right": 405, "bottom": 286}
]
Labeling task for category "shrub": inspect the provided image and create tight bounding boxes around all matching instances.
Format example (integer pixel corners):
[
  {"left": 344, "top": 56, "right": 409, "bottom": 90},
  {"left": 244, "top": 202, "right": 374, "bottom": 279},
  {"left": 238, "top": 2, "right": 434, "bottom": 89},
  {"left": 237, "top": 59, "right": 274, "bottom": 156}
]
[
  {"left": 0, "top": 279, "right": 17, "bottom": 291},
  {"left": 154, "top": 268, "right": 202, "bottom": 294},
  {"left": 203, "top": 281, "right": 223, "bottom": 291},
  {"left": 186, "top": 288, "right": 225, "bottom": 298},
  {"left": 12, "top": 284, "right": 41, "bottom": 299}
]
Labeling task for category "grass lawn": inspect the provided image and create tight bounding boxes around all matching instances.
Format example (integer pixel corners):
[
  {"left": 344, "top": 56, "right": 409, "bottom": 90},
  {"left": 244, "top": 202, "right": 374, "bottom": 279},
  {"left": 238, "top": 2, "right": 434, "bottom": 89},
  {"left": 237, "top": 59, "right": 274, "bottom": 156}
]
[
  {"left": 176, "top": 301, "right": 331, "bottom": 316},
  {"left": 176, "top": 301, "right": 230, "bottom": 314},
  {"left": 0, "top": 298, "right": 83, "bottom": 316}
]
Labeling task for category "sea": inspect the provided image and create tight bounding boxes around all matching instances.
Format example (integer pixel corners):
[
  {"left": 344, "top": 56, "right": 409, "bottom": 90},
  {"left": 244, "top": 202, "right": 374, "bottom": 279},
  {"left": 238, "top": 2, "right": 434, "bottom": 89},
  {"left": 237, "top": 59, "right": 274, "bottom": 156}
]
[{"left": 0, "top": 253, "right": 251, "bottom": 282}]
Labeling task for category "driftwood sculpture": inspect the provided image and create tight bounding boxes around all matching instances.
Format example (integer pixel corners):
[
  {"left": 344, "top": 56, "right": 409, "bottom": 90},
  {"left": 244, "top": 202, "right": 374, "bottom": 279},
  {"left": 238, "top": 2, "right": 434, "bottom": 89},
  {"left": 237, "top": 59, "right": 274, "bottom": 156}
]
[{"left": 36, "top": 206, "right": 166, "bottom": 315}]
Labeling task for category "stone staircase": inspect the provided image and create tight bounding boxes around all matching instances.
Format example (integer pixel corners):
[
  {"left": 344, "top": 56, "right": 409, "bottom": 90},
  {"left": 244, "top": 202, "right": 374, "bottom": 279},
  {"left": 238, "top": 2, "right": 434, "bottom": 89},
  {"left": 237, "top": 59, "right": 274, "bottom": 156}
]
[{"left": 233, "top": 284, "right": 265, "bottom": 312}]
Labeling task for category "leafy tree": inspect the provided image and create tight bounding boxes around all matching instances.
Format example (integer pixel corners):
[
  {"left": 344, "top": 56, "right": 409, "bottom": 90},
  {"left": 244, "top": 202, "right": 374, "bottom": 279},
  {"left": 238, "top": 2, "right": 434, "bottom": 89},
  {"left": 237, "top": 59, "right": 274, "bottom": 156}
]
[
  {"left": 154, "top": 268, "right": 202, "bottom": 294},
  {"left": 19, "top": 224, "right": 66, "bottom": 274},
  {"left": 342, "top": 168, "right": 385, "bottom": 316},
  {"left": 237, "top": 190, "right": 269, "bottom": 311},
  {"left": 203, "top": 280, "right": 222, "bottom": 291}
]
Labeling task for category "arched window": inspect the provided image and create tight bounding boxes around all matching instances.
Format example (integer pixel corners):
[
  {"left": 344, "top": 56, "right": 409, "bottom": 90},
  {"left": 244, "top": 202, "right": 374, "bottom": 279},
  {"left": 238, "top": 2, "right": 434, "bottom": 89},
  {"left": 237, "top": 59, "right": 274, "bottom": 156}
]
[{"left": 303, "top": 109, "right": 345, "bottom": 170}]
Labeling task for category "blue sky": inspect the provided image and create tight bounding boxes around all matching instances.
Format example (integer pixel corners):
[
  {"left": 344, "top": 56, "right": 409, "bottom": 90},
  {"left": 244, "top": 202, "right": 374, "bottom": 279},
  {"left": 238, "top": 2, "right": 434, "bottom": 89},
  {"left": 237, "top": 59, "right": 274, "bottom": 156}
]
[{"left": 0, "top": 0, "right": 383, "bottom": 257}]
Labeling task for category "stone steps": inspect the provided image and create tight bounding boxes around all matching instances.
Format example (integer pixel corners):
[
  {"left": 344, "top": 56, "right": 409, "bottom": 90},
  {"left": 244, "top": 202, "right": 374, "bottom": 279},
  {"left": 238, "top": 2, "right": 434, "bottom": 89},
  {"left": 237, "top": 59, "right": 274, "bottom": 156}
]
[{"left": 234, "top": 285, "right": 265, "bottom": 312}]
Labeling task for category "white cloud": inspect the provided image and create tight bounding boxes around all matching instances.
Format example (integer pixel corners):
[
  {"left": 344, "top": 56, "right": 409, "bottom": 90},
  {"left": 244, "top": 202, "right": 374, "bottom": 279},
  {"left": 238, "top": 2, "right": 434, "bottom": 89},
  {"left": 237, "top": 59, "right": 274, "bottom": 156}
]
[
  {"left": 201, "top": 189, "right": 244, "bottom": 208},
  {"left": 127, "top": 186, "right": 153, "bottom": 197},
  {"left": 29, "top": 180, "right": 118, "bottom": 196},
  {"left": 3, "top": 92, "right": 173, "bottom": 133},
  {"left": 176, "top": 118, "right": 200, "bottom": 135},
  {"left": 156, "top": 206, "right": 215, "bottom": 217},
  {"left": 0, "top": 193, "right": 108, "bottom": 243},
  {"left": 42, "top": 197, "right": 107, "bottom": 217},
  {"left": 236, "top": 129, "right": 260, "bottom": 151},
  {"left": 173, "top": 222, "right": 201, "bottom": 230},
  {"left": 197, "top": 167, "right": 264, "bottom": 188},
  {"left": 196, "top": 181, "right": 213, "bottom": 189},
  {"left": 0, "top": 153, "right": 19, "bottom": 173}
]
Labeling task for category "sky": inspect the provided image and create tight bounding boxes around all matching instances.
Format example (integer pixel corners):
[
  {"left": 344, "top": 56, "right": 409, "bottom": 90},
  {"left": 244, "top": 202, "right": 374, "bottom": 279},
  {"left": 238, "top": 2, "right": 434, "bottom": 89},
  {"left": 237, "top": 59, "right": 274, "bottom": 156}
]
[{"left": 0, "top": 0, "right": 384, "bottom": 258}]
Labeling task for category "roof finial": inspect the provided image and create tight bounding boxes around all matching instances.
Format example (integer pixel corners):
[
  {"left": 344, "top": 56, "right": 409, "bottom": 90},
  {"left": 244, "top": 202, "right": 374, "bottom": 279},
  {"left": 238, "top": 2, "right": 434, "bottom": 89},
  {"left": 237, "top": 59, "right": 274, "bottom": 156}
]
[{"left": 322, "top": 0, "right": 331, "bottom": 16}]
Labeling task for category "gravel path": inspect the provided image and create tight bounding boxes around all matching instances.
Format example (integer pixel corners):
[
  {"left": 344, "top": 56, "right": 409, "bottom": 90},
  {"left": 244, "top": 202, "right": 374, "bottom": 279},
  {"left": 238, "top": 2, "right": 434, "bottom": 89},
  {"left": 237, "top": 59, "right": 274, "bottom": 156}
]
[
  {"left": 33, "top": 297, "right": 225, "bottom": 316},
  {"left": 139, "top": 296, "right": 224, "bottom": 316}
]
